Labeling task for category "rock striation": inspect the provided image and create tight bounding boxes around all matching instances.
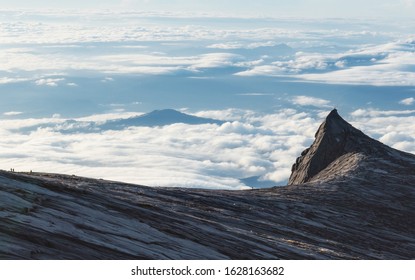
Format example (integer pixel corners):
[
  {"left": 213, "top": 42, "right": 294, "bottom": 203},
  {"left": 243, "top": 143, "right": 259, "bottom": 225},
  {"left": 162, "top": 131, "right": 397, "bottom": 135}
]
[
  {"left": 289, "top": 109, "right": 412, "bottom": 185},
  {"left": 0, "top": 110, "right": 414, "bottom": 259}
]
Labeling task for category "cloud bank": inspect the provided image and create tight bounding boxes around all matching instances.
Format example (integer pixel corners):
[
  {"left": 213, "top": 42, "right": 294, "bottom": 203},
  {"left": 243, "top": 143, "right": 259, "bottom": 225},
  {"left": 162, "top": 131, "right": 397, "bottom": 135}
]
[
  {"left": 0, "top": 11, "right": 413, "bottom": 87},
  {"left": 0, "top": 109, "right": 319, "bottom": 189},
  {"left": 1, "top": 108, "right": 414, "bottom": 190},
  {"left": 399, "top": 97, "right": 415, "bottom": 106}
]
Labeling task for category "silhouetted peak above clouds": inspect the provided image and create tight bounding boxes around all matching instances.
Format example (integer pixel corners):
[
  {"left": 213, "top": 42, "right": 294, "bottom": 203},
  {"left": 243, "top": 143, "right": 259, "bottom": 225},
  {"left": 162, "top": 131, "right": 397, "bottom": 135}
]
[
  {"left": 102, "top": 109, "right": 225, "bottom": 129},
  {"left": 17, "top": 109, "right": 226, "bottom": 134},
  {"left": 289, "top": 109, "right": 415, "bottom": 185}
]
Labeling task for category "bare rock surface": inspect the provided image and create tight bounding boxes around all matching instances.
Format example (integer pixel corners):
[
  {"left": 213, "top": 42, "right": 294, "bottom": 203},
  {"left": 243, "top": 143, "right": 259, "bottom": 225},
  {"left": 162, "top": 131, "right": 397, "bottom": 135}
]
[
  {"left": 288, "top": 109, "right": 408, "bottom": 185},
  {"left": 1, "top": 110, "right": 414, "bottom": 259}
]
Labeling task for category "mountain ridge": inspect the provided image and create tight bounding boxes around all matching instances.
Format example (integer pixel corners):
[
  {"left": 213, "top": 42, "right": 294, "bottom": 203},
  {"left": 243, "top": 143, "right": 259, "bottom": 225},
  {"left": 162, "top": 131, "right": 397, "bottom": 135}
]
[
  {"left": 101, "top": 109, "right": 225, "bottom": 129},
  {"left": 17, "top": 109, "right": 225, "bottom": 134}
]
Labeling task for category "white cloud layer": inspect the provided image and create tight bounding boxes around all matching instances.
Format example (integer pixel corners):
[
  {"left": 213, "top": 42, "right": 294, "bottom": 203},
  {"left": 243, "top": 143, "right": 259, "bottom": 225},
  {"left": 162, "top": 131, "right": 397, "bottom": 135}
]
[
  {"left": 1, "top": 108, "right": 413, "bottom": 190},
  {"left": 35, "top": 78, "right": 65, "bottom": 87},
  {"left": 291, "top": 96, "right": 331, "bottom": 108},
  {"left": 349, "top": 108, "right": 415, "bottom": 154},
  {"left": 399, "top": 97, "right": 415, "bottom": 105},
  {"left": 3, "top": 111, "right": 23, "bottom": 116},
  {"left": 0, "top": 109, "right": 321, "bottom": 189},
  {"left": 236, "top": 38, "right": 415, "bottom": 86},
  {"left": 0, "top": 10, "right": 413, "bottom": 86}
]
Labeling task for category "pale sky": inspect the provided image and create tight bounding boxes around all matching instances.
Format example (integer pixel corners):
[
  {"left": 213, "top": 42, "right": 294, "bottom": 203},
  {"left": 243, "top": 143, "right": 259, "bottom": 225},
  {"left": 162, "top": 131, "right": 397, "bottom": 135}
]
[{"left": 0, "top": 0, "right": 414, "bottom": 18}]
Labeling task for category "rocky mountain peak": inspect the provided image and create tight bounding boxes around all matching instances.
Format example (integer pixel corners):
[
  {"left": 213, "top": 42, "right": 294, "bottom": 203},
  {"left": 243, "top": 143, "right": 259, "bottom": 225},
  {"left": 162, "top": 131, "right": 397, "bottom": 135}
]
[{"left": 288, "top": 109, "right": 383, "bottom": 185}]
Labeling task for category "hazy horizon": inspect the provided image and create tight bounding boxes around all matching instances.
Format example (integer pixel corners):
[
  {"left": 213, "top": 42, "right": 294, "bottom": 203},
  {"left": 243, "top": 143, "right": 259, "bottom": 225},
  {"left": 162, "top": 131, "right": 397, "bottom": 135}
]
[{"left": 1, "top": 0, "right": 415, "bottom": 19}]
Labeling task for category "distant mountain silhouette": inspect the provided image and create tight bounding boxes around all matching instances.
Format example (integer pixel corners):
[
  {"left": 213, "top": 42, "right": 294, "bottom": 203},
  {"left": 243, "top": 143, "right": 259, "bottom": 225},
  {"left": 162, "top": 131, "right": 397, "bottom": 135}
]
[
  {"left": 16, "top": 109, "right": 225, "bottom": 134},
  {"left": 101, "top": 109, "right": 225, "bottom": 129}
]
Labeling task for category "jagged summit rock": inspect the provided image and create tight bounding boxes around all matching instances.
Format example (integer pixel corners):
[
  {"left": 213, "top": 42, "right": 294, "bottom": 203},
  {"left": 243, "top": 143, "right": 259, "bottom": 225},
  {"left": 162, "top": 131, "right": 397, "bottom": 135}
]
[{"left": 288, "top": 109, "right": 414, "bottom": 185}]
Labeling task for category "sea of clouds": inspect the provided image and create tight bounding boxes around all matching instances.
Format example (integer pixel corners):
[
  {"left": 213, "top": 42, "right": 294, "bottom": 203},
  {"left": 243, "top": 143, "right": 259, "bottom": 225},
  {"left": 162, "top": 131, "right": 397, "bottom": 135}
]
[
  {"left": 0, "top": 11, "right": 414, "bottom": 86},
  {"left": 1, "top": 107, "right": 414, "bottom": 189}
]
